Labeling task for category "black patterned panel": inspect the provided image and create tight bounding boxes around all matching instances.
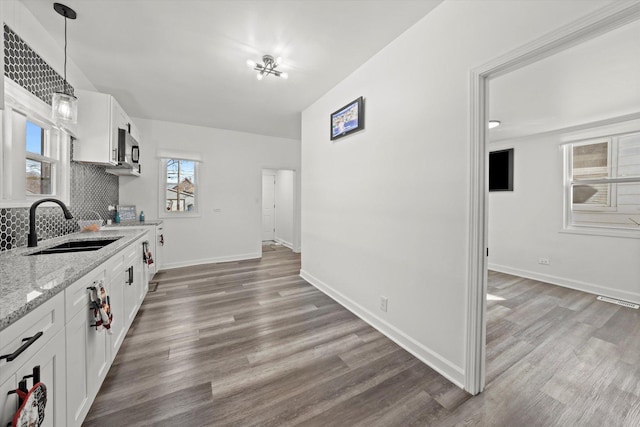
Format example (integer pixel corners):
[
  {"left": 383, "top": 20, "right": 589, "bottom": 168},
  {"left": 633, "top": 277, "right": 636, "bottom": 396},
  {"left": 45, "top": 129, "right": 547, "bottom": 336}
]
[{"left": 4, "top": 24, "right": 74, "bottom": 105}]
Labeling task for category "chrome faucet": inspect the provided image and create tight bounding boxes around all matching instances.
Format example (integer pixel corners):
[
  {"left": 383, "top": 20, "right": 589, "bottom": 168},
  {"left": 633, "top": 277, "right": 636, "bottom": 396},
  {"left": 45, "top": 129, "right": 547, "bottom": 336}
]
[{"left": 28, "top": 198, "right": 74, "bottom": 247}]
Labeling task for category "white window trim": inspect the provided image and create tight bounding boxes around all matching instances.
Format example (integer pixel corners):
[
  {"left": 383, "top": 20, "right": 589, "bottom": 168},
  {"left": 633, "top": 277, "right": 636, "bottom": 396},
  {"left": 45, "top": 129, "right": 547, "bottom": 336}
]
[
  {"left": 0, "top": 78, "right": 71, "bottom": 208},
  {"left": 158, "top": 156, "right": 201, "bottom": 218},
  {"left": 563, "top": 122, "right": 640, "bottom": 238},
  {"left": 569, "top": 137, "right": 615, "bottom": 212}
]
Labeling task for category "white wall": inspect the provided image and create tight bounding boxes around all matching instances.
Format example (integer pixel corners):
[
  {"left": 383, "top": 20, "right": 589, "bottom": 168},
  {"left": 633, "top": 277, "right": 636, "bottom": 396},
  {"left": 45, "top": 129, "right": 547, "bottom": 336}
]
[
  {"left": 488, "top": 134, "right": 640, "bottom": 303},
  {"left": 119, "top": 118, "right": 300, "bottom": 269},
  {"left": 300, "top": 0, "right": 612, "bottom": 388},
  {"left": 275, "top": 169, "right": 295, "bottom": 248}
]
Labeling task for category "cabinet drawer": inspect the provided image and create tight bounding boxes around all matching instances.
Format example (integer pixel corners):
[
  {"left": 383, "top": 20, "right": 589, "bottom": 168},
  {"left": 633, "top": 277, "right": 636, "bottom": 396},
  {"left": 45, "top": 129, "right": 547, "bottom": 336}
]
[
  {"left": 0, "top": 292, "right": 64, "bottom": 384},
  {"left": 65, "top": 265, "right": 107, "bottom": 321}
]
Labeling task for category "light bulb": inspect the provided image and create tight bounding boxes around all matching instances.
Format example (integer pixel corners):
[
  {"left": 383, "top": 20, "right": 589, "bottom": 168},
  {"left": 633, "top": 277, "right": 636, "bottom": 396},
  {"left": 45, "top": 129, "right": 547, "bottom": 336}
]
[
  {"left": 275, "top": 56, "right": 282, "bottom": 65},
  {"left": 246, "top": 59, "right": 256, "bottom": 68},
  {"left": 280, "top": 72, "right": 289, "bottom": 79},
  {"left": 256, "top": 73, "right": 263, "bottom": 81}
]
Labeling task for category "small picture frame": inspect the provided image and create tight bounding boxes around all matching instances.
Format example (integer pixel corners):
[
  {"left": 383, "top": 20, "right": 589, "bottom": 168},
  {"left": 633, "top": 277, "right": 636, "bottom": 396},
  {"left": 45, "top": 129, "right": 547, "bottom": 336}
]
[
  {"left": 330, "top": 96, "right": 364, "bottom": 141},
  {"left": 117, "top": 205, "right": 137, "bottom": 222}
]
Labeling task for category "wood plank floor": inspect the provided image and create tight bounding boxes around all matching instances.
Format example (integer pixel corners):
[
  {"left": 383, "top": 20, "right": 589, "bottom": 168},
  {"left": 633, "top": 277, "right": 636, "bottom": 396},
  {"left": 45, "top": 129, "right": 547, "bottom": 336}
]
[{"left": 84, "top": 247, "right": 640, "bottom": 426}]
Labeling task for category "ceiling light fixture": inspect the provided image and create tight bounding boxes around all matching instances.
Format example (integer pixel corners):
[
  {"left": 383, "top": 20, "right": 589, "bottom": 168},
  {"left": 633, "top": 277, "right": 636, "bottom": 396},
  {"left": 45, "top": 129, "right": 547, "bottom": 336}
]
[
  {"left": 247, "top": 55, "right": 288, "bottom": 80},
  {"left": 488, "top": 120, "right": 501, "bottom": 129},
  {"left": 52, "top": 3, "right": 78, "bottom": 124}
]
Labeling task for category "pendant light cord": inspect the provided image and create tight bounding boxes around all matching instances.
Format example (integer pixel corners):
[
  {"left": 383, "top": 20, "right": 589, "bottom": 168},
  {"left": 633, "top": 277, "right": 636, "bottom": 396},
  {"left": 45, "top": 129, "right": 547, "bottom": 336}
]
[{"left": 63, "top": 15, "right": 68, "bottom": 94}]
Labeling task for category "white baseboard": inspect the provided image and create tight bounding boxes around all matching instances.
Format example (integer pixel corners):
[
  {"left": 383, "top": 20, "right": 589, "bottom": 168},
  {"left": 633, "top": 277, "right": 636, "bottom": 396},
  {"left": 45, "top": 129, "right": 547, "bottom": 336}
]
[
  {"left": 488, "top": 263, "right": 640, "bottom": 304},
  {"left": 163, "top": 252, "right": 261, "bottom": 270},
  {"left": 274, "top": 237, "right": 294, "bottom": 250},
  {"left": 299, "top": 269, "right": 465, "bottom": 389}
]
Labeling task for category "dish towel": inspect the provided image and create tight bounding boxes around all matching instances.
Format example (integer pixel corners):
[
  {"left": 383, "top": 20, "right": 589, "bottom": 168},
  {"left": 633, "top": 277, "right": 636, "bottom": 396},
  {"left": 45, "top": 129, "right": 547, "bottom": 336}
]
[
  {"left": 143, "top": 241, "right": 154, "bottom": 265},
  {"left": 12, "top": 382, "right": 47, "bottom": 427},
  {"left": 89, "top": 280, "right": 113, "bottom": 334}
]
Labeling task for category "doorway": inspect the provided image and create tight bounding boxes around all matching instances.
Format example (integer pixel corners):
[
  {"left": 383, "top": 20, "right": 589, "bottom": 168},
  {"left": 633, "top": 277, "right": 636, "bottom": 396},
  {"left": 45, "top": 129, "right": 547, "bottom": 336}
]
[
  {"left": 261, "top": 169, "right": 297, "bottom": 249},
  {"left": 466, "top": 2, "right": 640, "bottom": 394},
  {"left": 262, "top": 172, "right": 276, "bottom": 242}
]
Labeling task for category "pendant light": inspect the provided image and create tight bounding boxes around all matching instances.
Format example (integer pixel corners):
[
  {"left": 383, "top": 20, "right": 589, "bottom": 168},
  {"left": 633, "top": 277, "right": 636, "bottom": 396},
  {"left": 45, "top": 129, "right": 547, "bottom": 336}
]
[{"left": 52, "top": 3, "right": 78, "bottom": 124}]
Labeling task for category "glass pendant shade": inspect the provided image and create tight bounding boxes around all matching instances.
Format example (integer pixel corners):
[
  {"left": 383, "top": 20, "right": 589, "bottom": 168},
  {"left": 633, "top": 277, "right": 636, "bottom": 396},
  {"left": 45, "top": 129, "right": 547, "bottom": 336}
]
[{"left": 52, "top": 91, "right": 78, "bottom": 124}]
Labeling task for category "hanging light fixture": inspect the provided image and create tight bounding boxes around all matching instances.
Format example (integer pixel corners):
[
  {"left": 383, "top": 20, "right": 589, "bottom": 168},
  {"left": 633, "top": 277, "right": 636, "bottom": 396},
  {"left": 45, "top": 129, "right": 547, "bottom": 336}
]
[
  {"left": 52, "top": 3, "right": 78, "bottom": 124},
  {"left": 246, "top": 55, "right": 289, "bottom": 80}
]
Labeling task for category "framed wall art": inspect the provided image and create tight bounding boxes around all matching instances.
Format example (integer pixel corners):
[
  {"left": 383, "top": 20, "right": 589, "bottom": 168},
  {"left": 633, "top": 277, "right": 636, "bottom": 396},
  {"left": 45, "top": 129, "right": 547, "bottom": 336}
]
[{"left": 330, "top": 96, "right": 364, "bottom": 141}]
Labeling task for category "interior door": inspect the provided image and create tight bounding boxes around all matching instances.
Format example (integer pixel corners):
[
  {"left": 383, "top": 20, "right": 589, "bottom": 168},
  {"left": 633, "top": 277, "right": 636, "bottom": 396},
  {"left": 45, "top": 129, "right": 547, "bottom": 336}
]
[{"left": 262, "top": 174, "right": 275, "bottom": 241}]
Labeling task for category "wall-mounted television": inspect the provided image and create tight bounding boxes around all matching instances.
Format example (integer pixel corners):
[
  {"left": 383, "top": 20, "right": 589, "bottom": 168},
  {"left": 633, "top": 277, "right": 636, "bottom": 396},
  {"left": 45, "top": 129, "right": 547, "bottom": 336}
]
[
  {"left": 489, "top": 148, "right": 514, "bottom": 192},
  {"left": 330, "top": 96, "right": 364, "bottom": 141}
]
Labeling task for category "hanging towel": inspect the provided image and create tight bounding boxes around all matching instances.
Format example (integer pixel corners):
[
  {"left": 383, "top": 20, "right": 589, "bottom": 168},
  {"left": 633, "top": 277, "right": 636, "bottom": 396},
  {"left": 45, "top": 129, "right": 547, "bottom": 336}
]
[
  {"left": 143, "top": 241, "right": 154, "bottom": 266},
  {"left": 89, "top": 280, "right": 113, "bottom": 334},
  {"left": 12, "top": 382, "right": 47, "bottom": 427}
]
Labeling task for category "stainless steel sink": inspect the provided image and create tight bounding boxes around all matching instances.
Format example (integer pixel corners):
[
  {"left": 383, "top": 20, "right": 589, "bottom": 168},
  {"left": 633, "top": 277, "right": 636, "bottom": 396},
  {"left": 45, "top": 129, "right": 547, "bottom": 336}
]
[{"left": 27, "top": 238, "right": 121, "bottom": 256}]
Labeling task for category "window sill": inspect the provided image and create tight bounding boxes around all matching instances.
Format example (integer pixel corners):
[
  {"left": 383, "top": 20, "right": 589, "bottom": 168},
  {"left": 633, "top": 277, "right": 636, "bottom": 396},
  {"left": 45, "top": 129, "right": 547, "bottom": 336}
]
[
  {"left": 158, "top": 212, "right": 201, "bottom": 219},
  {"left": 561, "top": 225, "right": 640, "bottom": 239}
]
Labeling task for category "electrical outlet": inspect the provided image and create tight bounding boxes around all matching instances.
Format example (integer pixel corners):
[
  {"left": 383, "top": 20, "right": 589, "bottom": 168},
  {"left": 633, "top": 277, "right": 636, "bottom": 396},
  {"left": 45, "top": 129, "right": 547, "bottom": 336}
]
[
  {"left": 380, "top": 296, "right": 388, "bottom": 312},
  {"left": 538, "top": 258, "right": 550, "bottom": 265}
]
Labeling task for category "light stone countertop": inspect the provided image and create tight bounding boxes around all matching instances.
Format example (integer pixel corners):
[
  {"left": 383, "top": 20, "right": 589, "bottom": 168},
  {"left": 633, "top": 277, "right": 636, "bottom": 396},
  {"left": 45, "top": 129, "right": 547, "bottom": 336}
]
[{"left": 0, "top": 228, "right": 149, "bottom": 331}]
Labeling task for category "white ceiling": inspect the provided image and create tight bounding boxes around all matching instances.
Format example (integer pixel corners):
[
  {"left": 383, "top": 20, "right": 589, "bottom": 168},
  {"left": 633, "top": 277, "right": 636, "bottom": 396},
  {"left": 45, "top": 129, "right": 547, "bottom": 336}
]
[
  {"left": 489, "top": 17, "right": 640, "bottom": 142},
  {"left": 22, "top": 0, "right": 442, "bottom": 140}
]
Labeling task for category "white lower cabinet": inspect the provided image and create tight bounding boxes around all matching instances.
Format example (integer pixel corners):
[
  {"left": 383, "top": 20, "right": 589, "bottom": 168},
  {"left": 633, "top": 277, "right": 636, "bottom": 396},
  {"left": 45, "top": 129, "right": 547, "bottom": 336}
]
[
  {"left": 65, "top": 266, "right": 111, "bottom": 427},
  {"left": 0, "top": 293, "right": 66, "bottom": 427},
  {"left": 108, "top": 251, "right": 127, "bottom": 357},
  {"left": 0, "top": 328, "right": 66, "bottom": 427},
  {"left": 18, "top": 329, "right": 67, "bottom": 427},
  {"left": 0, "top": 234, "right": 148, "bottom": 427},
  {"left": 123, "top": 244, "right": 141, "bottom": 327}
]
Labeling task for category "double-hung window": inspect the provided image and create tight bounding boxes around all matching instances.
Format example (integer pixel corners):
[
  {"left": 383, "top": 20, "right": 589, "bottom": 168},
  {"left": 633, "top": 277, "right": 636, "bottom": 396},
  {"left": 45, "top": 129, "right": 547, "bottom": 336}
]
[
  {"left": 158, "top": 152, "right": 202, "bottom": 218},
  {"left": 1, "top": 79, "right": 71, "bottom": 206},
  {"left": 566, "top": 131, "right": 640, "bottom": 233},
  {"left": 26, "top": 120, "right": 55, "bottom": 196}
]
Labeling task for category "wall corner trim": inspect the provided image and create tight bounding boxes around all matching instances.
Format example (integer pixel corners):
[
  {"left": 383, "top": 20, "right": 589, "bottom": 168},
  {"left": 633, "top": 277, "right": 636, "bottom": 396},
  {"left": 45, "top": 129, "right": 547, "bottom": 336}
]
[
  {"left": 274, "top": 238, "right": 294, "bottom": 250},
  {"left": 299, "top": 269, "right": 466, "bottom": 389}
]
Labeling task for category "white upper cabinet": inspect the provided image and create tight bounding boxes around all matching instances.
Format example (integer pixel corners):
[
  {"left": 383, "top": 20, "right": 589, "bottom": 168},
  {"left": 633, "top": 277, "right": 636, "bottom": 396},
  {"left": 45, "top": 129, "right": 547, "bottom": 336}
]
[{"left": 73, "top": 90, "right": 139, "bottom": 167}]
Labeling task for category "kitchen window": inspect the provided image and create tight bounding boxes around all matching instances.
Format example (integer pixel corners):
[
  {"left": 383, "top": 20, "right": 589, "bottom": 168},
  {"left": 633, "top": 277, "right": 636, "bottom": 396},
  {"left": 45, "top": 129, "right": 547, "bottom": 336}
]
[
  {"left": 0, "top": 79, "right": 71, "bottom": 207},
  {"left": 159, "top": 157, "right": 200, "bottom": 217},
  {"left": 26, "top": 121, "right": 54, "bottom": 195},
  {"left": 565, "top": 130, "right": 640, "bottom": 234}
]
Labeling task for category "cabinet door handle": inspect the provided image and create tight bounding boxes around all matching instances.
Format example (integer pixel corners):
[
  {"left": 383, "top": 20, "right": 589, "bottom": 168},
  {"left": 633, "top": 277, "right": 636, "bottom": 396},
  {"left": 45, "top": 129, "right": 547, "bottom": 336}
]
[
  {"left": 127, "top": 266, "right": 134, "bottom": 285},
  {"left": 0, "top": 331, "right": 43, "bottom": 362}
]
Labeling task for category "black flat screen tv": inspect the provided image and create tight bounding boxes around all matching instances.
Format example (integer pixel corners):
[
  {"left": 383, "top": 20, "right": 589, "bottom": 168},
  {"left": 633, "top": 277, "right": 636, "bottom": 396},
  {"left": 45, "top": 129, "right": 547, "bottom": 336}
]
[
  {"left": 489, "top": 148, "right": 514, "bottom": 192},
  {"left": 330, "top": 96, "right": 364, "bottom": 140}
]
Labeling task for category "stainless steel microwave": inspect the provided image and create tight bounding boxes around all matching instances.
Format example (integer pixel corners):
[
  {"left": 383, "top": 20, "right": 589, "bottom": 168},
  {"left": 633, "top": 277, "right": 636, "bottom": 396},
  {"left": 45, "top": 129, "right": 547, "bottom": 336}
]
[{"left": 117, "top": 128, "right": 140, "bottom": 168}]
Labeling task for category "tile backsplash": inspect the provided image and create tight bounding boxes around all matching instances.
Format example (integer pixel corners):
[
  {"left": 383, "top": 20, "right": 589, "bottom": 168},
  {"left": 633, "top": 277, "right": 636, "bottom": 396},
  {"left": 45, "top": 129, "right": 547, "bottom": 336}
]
[
  {"left": 0, "top": 25, "right": 118, "bottom": 251},
  {"left": 0, "top": 149, "right": 119, "bottom": 251}
]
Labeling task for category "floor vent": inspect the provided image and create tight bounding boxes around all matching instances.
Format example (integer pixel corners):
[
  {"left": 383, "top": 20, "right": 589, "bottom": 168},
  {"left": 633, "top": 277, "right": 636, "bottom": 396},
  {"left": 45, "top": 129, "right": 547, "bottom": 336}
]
[{"left": 597, "top": 295, "right": 639, "bottom": 309}]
